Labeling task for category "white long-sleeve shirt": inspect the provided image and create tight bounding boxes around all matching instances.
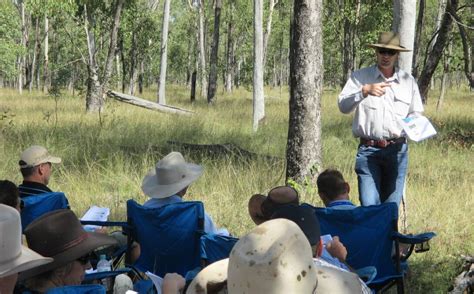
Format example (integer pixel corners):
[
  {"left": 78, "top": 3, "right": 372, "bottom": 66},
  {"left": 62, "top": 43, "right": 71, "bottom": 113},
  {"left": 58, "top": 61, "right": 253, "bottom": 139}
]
[{"left": 338, "top": 65, "right": 424, "bottom": 139}]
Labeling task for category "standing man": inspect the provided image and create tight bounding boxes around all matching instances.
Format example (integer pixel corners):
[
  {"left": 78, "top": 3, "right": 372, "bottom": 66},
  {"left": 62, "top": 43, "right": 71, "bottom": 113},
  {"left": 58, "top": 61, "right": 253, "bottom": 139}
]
[{"left": 338, "top": 32, "right": 423, "bottom": 207}]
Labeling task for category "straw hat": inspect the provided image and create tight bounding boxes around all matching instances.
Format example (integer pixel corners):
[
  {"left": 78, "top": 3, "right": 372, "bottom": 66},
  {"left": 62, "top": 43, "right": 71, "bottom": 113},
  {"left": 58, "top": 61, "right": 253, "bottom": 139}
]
[
  {"left": 368, "top": 32, "right": 411, "bottom": 52},
  {"left": 187, "top": 219, "right": 361, "bottom": 294},
  {"left": 141, "top": 152, "right": 203, "bottom": 199},
  {"left": 0, "top": 204, "right": 52, "bottom": 278},
  {"left": 19, "top": 209, "right": 117, "bottom": 280},
  {"left": 248, "top": 186, "right": 299, "bottom": 225},
  {"left": 19, "top": 145, "right": 61, "bottom": 168}
]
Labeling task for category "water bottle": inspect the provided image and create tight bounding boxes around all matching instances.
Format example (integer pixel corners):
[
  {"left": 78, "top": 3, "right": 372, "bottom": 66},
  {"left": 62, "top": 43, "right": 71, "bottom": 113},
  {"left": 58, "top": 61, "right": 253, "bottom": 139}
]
[{"left": 96, "top": 254, "right": 111, "bottom": 272}]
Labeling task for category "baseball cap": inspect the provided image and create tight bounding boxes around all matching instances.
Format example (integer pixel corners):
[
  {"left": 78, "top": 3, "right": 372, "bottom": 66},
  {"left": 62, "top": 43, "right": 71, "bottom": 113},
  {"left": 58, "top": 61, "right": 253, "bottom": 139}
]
[
  {"left": 271, "top": 205, "right": 321, "bottom": 246},
  {"left": 19, "top": 146, "right": 61, "bottom": 168}
]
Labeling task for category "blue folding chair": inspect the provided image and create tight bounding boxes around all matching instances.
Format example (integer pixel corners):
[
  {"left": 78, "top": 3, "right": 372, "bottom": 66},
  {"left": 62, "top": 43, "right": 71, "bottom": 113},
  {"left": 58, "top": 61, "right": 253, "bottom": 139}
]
[
  {"left": 43, "top": 285, "right": 105, "bottom": 294},
  {"left": 200, "top": 234, "right": 239, "bottom": 265},
  {"left": 127, "top": 199, "right": 205, "bottom": 277},
  {"left": 20, "top": 192, "right": 69, "bottom": 230},
  {"left": 302, "top": 202, "right": 435, "bottom": 293}
]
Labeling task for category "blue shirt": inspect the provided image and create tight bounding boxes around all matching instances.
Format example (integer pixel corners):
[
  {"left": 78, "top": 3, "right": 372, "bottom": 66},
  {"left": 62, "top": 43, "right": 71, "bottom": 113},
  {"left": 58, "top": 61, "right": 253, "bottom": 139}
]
[{"left": 327, "top": 200, "right": 356, "bottom": 210}]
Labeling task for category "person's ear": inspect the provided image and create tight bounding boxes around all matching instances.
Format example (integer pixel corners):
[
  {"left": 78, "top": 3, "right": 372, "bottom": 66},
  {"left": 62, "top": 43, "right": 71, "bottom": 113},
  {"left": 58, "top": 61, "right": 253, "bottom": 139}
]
[{"left": 345, "top": 183, "right": 350, "bottom": 194}]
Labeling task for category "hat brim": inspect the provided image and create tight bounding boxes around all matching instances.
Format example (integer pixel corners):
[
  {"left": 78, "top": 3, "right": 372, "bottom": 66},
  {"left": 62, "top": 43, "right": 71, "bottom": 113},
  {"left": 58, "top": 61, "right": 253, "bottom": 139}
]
[
  {"left": 141, "top": 164, "right": 203, "bottom": 199},
  {"left": 248, "top": 194, "right": 267, "bottom": 225},
  {"left": 186, "top": 259, "right": 362, "bottom": 294},
  {"left": 0, "top": 246, "right": 53, "bottom": 278},
  {"left": 19, "top": 232, "right": 117, "bottom": 281},
  {"left": 368, "top": 43, "right": 411, "bottom": 52}
]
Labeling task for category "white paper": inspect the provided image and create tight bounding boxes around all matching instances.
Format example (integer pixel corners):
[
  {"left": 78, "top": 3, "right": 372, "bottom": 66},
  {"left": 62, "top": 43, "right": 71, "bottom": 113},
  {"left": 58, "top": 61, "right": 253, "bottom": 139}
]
[
  {"left": 321, "top": 234, "right": 333, "bottom": 246},
  {"left": 398, "top": 116, "right": 437, "bottom": 142},
  {"left": 145, "top": 271, "right": 163, "bottom": 294},
  {"left": 81, "top": 206, "right": 110, "bottom": 231}
]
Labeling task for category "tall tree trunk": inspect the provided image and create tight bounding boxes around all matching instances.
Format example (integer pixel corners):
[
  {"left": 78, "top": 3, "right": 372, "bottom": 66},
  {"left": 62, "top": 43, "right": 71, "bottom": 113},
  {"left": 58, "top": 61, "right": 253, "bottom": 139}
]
[
  {"left": 85, "top": 0, "right": 124, "bottom": 112},
  {"left": 102, "top": 0, "right": 124, "bottom": 91},
  {"left": 138, "top": 60, "right": 144, "bottom": 94},
  {"left": 286, "top": 0, "right": 323, "bottom": 184},
  {"left": 437, "top": 41, "right": 452, "bottom": 111},
  {"left": 129, "top": 32, "right": 137, "bottom": 95},
  {"left": 43, "top": 15, "right": 49, "bottom": 93},
  {"left": 412, "top": 0, "right": 425, "bottom": 79},
  {"left": 341, "top": 0, "right": 354, "bottom": 87},
  {"left": 207, "top": 0, "right": 222, "bottom": 104},
  {"left": 17, "top": 0, "right": 27, "bottom": 94},
  {"left": 253, "top": 0, "right": 265, "bottom": 131},
  {"left": 450, "top": 7, "right": 473, "bottom": 89},
  {"left": 263, "top": 0, "right": 278, "bottom": 70},
  {"left": 30, "top": 17, "right": 39, "bottom": 93},
  {"left": 158, "top": 0, "right": 171, "bottom": 104},
  {"left": 198, "top": 0, "right": 208, "bottom": 98},
  {"left": 392, "top": 0, "right": 417, "bottom": 73},
  {"left": 84, "top": 4, "right": 103, "bottom": 112},
  {"left": 225, "top": 0, "right": 235, "bottom": 93},
  {"left": 418, "top": 0, "right": 456, "bottom": 103}
]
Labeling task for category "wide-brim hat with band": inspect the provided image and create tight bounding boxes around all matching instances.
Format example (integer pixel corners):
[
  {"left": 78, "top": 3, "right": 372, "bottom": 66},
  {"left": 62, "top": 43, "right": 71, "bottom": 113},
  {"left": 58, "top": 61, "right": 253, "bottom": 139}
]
[
  {"left": 368, "top": 31, "right": 411, "bottom": 52},
  {"left": 248, "top": 186, "right": 299, "bottom": 225},
  {"left": 19, "top": 145, "right": 61, "bottom": 168},
  {"left": 0, "top": 204, "right": 53, "bottom": 278},
  {"left": 186, "top": 219, "right": 361, "bottom": 294},
  {"left": 141, "top": 151, "right": 203, "bottom": 199},
  {"left": 19, "top": 209, "right": 117, "bottom": 280}
]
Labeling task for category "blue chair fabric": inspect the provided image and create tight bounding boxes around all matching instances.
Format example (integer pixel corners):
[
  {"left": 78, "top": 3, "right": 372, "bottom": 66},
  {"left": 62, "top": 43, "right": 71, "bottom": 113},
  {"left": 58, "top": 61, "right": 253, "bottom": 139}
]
[
  {"left": 200, "top": 234, "right": 239, "bottom": 265},
  {"left": 126, "top": 199, "right": 205, "bottom": 277},
  {"left": 45, "top": 285, "right": 106, "bottom": 294},
  {"left": 302, "top": 202, "right": 435, "bottom": 293},
  {"left": 20, "top": 192, "right": 69, "bottom": 230}
]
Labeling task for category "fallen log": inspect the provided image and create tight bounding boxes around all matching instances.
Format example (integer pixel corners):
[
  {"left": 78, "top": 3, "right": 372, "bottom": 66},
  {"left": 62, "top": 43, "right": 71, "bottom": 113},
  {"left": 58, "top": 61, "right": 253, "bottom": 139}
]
[{"left": 106, "top": 90, "right": 194, "bottom": 115}]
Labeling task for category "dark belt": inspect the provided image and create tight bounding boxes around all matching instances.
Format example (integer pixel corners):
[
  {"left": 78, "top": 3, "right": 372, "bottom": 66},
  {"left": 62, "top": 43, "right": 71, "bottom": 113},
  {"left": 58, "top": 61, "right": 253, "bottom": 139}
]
[{"left": 360, "top": 137, "right": 406, "bottom": 148}]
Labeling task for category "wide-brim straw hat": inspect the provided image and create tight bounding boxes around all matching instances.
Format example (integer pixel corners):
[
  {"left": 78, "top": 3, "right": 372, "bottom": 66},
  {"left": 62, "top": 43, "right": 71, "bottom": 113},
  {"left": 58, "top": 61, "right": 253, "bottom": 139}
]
[
  {"left": 0, "top": 204, "right": 53, "bottom": 278},
  {"left": 248, "top": 186, "right": 299, "bottom": 225},
  {"left": 187, "top": 219, "right": 362, "bottom": 294},
  {"left": 19, "top": 209, "right": 117, "bottom": 280},
  {"left": 141, "top": 152, "right": 203, "bottom": 199},
  {"left": 368, "top": 31, "right": 411, "bottom": 52}
]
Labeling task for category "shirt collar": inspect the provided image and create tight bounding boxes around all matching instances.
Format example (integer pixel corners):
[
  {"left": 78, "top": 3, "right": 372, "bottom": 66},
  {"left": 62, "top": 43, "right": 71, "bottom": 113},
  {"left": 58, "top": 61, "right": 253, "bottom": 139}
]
[
  {"left": 327, "top": 200, "right": 355, "bottom": 208},
  {"left": 373, "top": 65, "right": 400, "bottom": 83}
]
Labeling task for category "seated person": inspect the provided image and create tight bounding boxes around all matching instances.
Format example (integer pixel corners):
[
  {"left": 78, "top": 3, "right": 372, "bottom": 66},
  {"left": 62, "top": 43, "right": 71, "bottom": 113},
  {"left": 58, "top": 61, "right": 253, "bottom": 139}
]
[
  {"left": 187, "top": 219, "right": 363, "bottom": 294},
  {"left": 317, "top": 169, "right": 357, "bottom": 209},
  {"left": 270, "top": 205, "right": 371, "bottom": 293},
  {"left": 0, "top": 180, "right": 22, "bottom": 212},
  {"left": 142, "top": 151, "right": 228, "bottom": 235},
  {"left": 0, "top": 204, "right": 52, "bottom": 294},
  {"left": 19, "top": 209, "right": 119, "bottom": 292},
  {"left": 18, "top": 146, "right": 64, "bottom": 201},
  {"left": 247, "top": 186, "right": 299, "bottom": 225}
]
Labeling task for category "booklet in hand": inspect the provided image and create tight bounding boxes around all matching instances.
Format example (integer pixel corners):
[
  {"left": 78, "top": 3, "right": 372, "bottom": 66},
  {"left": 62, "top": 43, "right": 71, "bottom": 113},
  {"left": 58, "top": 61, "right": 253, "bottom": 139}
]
[
  {"left": 81, "top": 206, "right": 110, "bottom": 232},
  {"left": 399, "top": 115, "right": 437, "bottom": 142}
]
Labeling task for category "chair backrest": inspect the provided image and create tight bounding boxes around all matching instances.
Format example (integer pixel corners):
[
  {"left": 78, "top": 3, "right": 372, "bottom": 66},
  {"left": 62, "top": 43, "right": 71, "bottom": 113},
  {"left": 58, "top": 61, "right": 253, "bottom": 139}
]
[
  {"left": 302, "top": 202, "right": 400, "bottom": 286},
  {"left": 200, "top": 234, "right": 239, "bottom": 265},
  {"left": 44, "top": 285, "right": 106, "bottom": 294},
  {"left": 126, "top": 199, "right": 205, "bottom": 277},
  {"left": 21, "top": 192, "right": 69, "bottom": 230}
]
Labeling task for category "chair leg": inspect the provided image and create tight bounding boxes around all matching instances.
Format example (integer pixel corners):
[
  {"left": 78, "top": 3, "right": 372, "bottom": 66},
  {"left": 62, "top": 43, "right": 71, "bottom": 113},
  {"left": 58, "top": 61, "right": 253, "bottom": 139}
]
[{"left": 396, "top": 278, "right": 405, "bottom": 294}]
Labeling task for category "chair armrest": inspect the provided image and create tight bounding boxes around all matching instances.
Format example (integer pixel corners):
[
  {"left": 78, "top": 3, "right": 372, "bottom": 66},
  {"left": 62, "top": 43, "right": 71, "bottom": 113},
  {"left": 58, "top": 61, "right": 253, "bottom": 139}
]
[{"left": 392, "top": 232, "right": 436, "bottom": 244}]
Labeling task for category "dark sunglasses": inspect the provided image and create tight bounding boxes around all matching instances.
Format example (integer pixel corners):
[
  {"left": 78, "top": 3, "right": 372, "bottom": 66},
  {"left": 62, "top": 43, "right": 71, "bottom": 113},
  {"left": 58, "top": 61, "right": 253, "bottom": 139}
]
[
  {"left": 77, "top": 252, "right": 94, "bottom": 265},
  {"left": 377, "top": 49, "right": 398, "bottom": 56}
]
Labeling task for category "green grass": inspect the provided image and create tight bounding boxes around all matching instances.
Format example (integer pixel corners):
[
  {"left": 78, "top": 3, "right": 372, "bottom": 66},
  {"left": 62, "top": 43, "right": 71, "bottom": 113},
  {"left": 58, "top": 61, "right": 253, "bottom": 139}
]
[{"left": 0, "top": 85, "right": 472, "bottom": 292}]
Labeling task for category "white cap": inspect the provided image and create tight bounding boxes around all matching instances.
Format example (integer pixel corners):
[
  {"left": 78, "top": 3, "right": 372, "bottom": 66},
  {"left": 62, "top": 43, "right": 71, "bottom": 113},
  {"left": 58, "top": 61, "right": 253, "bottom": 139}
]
[{"left": 19, "top": 145, "right": 61, "bottom": 168}]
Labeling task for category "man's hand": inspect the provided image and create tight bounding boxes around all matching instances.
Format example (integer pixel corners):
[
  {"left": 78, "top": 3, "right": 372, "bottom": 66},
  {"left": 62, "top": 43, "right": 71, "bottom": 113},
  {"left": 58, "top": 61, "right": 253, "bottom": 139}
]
[
  {"left": 94, "top": 227, "right": 108, "bottom": 234},
  {"left": 326, "top": 236, "right": 348, "bottom": 262},
  {"left": 162, "top": 273, "right": 185, "bottom": 294},
  {"left": 362, "top": 82, "right": 391, "bottom": 97}
]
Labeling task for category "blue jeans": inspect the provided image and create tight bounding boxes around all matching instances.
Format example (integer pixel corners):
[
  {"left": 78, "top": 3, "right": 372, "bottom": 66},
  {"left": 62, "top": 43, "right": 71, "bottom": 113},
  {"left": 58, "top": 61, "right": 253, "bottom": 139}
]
[{"left": 355, "top": 143, "right": 408, "bottom": 206}]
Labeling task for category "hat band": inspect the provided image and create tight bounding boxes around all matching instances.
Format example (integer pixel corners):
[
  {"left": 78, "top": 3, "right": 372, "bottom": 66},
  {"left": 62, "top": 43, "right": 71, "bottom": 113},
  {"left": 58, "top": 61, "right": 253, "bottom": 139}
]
[{"left": 48, "top": 232, "right": 89, "bottom": 256}]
